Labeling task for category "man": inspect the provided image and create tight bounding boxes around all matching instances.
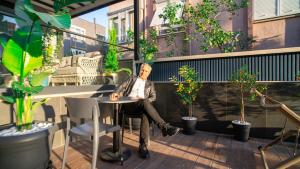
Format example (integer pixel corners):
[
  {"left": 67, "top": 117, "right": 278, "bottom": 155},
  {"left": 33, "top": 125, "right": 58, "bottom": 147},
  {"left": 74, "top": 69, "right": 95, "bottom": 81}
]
[{"left": 110, "top": 63, "right": 180, "bottom": 159}]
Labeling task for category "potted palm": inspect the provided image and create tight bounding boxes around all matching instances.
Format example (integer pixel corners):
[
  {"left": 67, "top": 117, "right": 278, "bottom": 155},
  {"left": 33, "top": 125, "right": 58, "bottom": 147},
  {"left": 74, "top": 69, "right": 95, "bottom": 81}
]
[
  {"left": 104, "top": 27, "right": 132, "bottom": 84},
  {"left": 170, "top": 65, "right": 203, "bottom": 135},
  {"left": 230, "top": 66, "right": 266, "bottom": 142},
  {"left": 0, "top": 0, "right": 71, "bottom": 168}
]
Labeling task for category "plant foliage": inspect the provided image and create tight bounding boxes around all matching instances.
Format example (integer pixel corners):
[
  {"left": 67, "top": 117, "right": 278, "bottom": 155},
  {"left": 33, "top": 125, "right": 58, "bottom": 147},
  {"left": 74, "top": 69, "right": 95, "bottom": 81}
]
[
  {"left": 104, "top": 27, "right": 132, "bottom": 75},
  {"left": 0, "top": 0, "right": 71, "bottom": 130},
  {"left": 170, "top": 65, "right": 203, "bottom": 117},
  {"left": 230, "top": 66, "right": 266, "bottom": 122},
  {"left": 159, "top": 0, "right": 249, "bottom": 53}
]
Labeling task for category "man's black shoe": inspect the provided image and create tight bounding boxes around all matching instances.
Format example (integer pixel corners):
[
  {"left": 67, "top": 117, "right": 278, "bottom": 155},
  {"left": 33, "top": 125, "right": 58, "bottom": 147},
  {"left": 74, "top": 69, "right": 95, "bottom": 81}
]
[
  {"left": 162, "top": 124, "right": 180, "bottom": 137},
  {"left": 138, "top": 143, "right": 150, "bottom": 159}
]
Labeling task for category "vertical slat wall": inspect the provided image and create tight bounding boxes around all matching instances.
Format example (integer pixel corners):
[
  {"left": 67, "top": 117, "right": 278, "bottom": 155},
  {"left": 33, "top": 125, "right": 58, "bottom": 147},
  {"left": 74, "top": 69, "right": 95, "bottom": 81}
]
[{"left": 148, "top": 52, "right": 300, "bottom": 82}]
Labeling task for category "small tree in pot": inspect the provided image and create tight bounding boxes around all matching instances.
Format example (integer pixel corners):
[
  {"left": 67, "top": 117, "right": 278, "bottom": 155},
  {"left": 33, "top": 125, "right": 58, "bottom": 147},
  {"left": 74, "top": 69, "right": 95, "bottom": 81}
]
[
  {"left": 230, "top": 66, "right": 266, "bottom": 141},
  {"left": 104, "top": 27, "right": 132, "bottom": 84},
  {"left": 170, "top": 65, "right": 203, "bottom": 135}
]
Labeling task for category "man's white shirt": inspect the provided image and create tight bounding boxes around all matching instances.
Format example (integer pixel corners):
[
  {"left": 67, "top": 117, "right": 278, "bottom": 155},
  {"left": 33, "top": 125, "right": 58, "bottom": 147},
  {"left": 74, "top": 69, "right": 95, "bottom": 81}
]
[{"left": 128, "top": 77, "right": 146, "bottom": 99}]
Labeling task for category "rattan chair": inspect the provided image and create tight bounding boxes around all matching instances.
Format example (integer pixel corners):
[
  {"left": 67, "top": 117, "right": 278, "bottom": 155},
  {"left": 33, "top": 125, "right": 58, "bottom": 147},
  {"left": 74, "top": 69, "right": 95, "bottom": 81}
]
[{"left": 62, "top": 97, "right": 121, "bottom": 169}]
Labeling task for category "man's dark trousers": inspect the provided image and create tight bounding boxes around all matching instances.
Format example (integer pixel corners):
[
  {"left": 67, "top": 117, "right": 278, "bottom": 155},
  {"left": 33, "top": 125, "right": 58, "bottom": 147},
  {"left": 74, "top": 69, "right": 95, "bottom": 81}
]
[{"left": 122, "top": 99, "right": 165, "bottom": 145}]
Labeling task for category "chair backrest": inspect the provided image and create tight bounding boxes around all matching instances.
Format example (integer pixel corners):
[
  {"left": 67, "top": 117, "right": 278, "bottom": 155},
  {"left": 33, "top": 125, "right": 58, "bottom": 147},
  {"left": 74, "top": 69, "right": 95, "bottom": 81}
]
[{"left": 64, "top": 97, "right": 100, "bottom": 120}]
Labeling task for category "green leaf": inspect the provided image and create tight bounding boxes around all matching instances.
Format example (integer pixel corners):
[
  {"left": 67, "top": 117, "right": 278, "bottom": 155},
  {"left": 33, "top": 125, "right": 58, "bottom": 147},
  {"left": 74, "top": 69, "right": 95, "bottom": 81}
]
[
  {"left": 116, "top": 68, "right": 132, "bottom": 75},
  {"left": 0, "top": 95, "right": 16, "bottom": 104},
  {"left": 2, "top": 38, "right": 43, "bottom": 76},
  {"left": 0, "top": 33, "right": 10, "bottom": 48},
  {"left": 14, "top": 0, "right": 36, "bottom": 27},
  {"left": 30, "top": 72, "right": 51, "bottom": 86},
  {"left": 32, "top": 98, "right": 50, "bottom": 112},
  {"left": 24, "top": 4, "right": 71, "bottom": 29},
  {"left": 29, "top": 86, "right": 44, "bottom": 94},
  {"left": 12, "top": 22, "right": 43, "bottom": 57}
]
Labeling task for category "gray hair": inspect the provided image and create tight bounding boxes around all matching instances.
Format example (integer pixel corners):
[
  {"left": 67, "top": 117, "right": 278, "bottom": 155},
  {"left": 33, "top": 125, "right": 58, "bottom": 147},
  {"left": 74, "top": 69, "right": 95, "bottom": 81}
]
[{"left": 141, "top": 63, "right": 152, "bottom": 71}]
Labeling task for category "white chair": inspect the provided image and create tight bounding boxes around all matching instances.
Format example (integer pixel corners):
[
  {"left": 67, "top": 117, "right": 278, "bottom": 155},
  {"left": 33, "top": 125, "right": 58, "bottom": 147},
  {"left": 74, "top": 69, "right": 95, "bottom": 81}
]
[{"left": 62, "top": 97, "right": 121, "bottom": 169}]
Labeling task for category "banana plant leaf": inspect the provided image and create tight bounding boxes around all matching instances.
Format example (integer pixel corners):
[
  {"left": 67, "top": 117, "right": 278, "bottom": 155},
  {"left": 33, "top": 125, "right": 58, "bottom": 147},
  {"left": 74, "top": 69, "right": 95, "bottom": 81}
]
[
  {"left": 0, "top": 96, "right": 16, "bottom": 104},
  {"left": 30, "top": 72, "right": 51, "bottom": 87},
  {"left": 2, "top": 39, "right": 43, "bottom": 76},
  {"left": 0, "top": 33, "right": 11, "bottom": 48},
  {"left": 24, "top": 3, "right": 71, "bottom": 29},
  {"left": 14, "top": 0, "right": 36, "bottom": 27}
]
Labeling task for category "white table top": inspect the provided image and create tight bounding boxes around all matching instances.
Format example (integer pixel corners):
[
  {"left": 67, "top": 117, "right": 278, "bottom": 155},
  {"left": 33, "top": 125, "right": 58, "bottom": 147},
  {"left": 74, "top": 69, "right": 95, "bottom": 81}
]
[{"left": 98, "top": 96, "right": 139, "bottom": 104}]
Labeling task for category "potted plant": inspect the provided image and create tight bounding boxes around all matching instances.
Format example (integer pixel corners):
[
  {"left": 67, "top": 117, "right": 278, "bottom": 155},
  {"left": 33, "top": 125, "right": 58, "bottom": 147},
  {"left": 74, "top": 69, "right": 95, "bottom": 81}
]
[
  {"left": 170, "top": 65, "right": 203, "bottom": 135},
  {"left": 0, "top": 0, "right": 71, "bottom": 168},
  {"left": 230, "top": 66, "right": 266, "bottom": 142},
  {"left": 104, "top": 27, "right": 132, "bottom": 84}
]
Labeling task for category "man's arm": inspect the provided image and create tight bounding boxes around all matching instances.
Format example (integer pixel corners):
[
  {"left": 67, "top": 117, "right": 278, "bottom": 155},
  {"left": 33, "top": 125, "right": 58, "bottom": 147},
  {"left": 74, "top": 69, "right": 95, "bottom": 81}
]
[
  {"left": 110, "top": 76, "right": 133, "bottom": 101},
  {"left": 147, "top": 81, "right": 156, "bottom": 102}
]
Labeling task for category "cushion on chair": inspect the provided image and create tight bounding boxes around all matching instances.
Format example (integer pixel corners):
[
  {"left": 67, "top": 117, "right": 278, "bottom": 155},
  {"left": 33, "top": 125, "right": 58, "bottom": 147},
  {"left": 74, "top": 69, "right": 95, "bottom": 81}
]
[{"left": 54, "top": 67, "right": 85, "bottom": 75}]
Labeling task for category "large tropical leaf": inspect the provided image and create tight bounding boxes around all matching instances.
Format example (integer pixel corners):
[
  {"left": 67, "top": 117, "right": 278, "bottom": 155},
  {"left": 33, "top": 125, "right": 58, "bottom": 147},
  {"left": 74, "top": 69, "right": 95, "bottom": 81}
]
[
  {"left": 0, "top": 33, "right": 10, "bottom": 48},
  {"left": 24, "top": 4, "right": 71, "bottom": 29},
  {"left": 11, "top": 22, "right": 43, "bottom": 57},
  {"left": 2, "top": 39, "right": 43, "bottom": 76},
  {"left": 0, "top": 95, "right": 16, "bottom": 104},
  {"left": 14, "top": 0, "right": 36, "bottom": 27},
  {"left": 30, "top": 72, "right": 51, "bottom": 86}
]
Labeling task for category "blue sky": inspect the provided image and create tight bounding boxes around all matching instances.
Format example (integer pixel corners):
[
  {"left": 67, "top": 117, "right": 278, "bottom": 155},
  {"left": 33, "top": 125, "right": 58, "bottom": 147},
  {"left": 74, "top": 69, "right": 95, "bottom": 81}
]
[{"left": 78, "top": 7, "right": 109, "bottom": 37}]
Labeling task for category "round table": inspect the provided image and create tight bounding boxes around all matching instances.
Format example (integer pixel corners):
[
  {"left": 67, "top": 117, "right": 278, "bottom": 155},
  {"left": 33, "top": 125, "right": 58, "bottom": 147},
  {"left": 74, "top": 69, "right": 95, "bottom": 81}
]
[{"left": 98, "top": 96, "right": 139, "bottom": 164}]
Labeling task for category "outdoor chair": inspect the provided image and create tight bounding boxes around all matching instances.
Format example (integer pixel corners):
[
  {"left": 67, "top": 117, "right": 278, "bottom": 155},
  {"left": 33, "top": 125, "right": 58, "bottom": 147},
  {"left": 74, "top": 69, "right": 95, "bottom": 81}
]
[
  {"left": 253, "top": 89, "right": 300, "bottom": 169},
  {"left": 62, "top": 97, "right": 121, "bottom": 169}
]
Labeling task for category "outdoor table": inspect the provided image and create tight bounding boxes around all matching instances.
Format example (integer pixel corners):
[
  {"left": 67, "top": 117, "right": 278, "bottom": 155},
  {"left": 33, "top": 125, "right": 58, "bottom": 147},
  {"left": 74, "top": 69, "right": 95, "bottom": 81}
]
[{"left": 98, "top": 96, "right": 139, "bottom": 163}]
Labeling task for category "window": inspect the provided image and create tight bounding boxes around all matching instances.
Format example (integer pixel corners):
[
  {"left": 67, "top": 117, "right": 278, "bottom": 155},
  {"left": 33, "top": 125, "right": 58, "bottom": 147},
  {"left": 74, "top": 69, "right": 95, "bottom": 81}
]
[
  {"left": 70, "top": 25, "right": 86, "bottom": 42},
  {"left": 121, "top": 18, "right": 126, "bottom": 43},
  {"left": 254, "top": 0, "right": 300, "bottom": 20},
  {"left": 71, "top": 48, "right": 86, "bottom": 55},
  {"left": 96, "top": 34, "right": 105, "bottom": 41},
  {"left": 129, "top": 11, "right": 134, "bottom": 31}
]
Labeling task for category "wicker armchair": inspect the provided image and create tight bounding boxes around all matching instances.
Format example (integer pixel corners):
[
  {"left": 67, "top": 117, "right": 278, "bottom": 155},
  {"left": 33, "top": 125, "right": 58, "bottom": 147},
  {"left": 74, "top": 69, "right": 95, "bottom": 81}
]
[{"left": 50, "top": 52, "right": 103, "bottom": 86}]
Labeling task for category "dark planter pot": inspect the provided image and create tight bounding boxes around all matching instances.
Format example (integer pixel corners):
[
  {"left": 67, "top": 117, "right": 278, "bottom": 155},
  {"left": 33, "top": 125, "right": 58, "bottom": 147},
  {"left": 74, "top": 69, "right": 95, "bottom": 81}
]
[
  {"left": 181, "top": 117, "right": 197, "bottom": 135},
  {"left": 232, "top": 120, "right": 251, "bottom": 142},
  {"left": 0, "top": 124, "right": 52, "bottom": 169}
]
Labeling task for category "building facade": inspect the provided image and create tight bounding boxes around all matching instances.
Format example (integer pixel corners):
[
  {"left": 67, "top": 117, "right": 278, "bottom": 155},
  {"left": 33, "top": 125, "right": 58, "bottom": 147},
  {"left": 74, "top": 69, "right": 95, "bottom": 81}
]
[
  {"left": 108, "top": 0, "right": 300, "bottom": 57},
  {"left": 63, "top": 17, "right": 106, "bottom": 56}
]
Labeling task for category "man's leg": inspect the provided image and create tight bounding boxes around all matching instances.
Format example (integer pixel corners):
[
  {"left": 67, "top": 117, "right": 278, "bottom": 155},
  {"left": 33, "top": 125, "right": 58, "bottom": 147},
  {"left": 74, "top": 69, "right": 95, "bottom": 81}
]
[
  {"left": 140, "top": 113, "right": 150, "bottom": 145},
  {"left": 142, "top": 100, "right": 180, "bottom": 137}
]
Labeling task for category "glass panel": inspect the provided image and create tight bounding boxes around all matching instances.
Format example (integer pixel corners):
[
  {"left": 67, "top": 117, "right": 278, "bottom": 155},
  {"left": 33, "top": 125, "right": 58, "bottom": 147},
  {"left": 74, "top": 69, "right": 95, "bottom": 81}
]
[{"left": 280, "top": 0, "right": 300, "bottom": 16}]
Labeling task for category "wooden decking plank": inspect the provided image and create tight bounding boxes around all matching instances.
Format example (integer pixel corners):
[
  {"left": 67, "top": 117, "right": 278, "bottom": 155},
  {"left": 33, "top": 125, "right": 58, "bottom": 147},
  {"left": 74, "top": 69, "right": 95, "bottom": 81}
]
[
  {"left": 140, "top": 133, "right": 187, "bottom": 169},
  {"left": 154, "top": 133, "right": 197, "bottom": 169},
  {"left": 210, "top": 135, "right": 231, "bottom": 169},
  {"left": 173, "top": 131, "right": 210, "bottom": 169},
  {"left": 193, "top": 133, "right": 219, "bottom": 168},
  {"left": 247, "top": 138, "right": 264, "bottom": 169}
]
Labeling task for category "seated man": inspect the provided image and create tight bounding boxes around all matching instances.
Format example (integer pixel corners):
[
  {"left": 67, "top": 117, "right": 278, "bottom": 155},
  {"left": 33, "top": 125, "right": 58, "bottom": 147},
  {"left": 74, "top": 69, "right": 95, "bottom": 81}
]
[{"left": 110, "top": 63, "right": 180, "bottom": 159}]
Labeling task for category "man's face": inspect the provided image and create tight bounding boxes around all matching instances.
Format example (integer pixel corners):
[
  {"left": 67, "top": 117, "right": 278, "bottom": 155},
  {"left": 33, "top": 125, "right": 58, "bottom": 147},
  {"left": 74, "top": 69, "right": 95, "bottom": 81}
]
[{"left": 139, "top": 65, "right": 151, "bottom": 80}]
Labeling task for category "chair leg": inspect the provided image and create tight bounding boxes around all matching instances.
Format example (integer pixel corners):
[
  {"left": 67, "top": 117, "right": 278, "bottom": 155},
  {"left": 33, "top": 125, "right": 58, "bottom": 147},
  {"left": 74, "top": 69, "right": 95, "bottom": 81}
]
[
  {"left": 91, "top": 137, "right": 99, "bottom": 169},
  {"left": 122, "top": 113, "right": 125, "bottom": 144},
  {"left": 129, "top": 117, "right": 133, "bottom": 134},
  {"left": 61, "top": 133, "right": 70, "bottom": 169}
]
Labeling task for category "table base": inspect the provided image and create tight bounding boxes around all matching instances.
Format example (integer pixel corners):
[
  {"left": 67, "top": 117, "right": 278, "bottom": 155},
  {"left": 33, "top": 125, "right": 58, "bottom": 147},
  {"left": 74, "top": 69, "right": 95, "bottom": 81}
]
[{"left": 100, "top": 147, "right": 131, "bottom": 164}]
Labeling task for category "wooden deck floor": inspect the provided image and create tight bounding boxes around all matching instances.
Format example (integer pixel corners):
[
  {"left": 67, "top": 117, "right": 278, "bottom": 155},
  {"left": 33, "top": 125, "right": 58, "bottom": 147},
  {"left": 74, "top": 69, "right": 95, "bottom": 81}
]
[{"left": 51, "top": 129, "right": 300, "bottom": 169}]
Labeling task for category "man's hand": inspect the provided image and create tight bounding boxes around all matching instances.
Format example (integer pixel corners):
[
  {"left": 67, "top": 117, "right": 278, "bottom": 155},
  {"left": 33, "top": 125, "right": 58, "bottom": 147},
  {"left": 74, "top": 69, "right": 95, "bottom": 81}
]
[{"left": 109, "top": 93, "right": 119, "bottom": 101}]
